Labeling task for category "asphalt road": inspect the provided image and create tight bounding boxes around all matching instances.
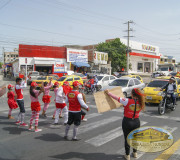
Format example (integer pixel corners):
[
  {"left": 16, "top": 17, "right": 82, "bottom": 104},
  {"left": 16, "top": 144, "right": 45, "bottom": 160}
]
[{"left": 0, "top": 76, "right": 180, "bottom": 160}]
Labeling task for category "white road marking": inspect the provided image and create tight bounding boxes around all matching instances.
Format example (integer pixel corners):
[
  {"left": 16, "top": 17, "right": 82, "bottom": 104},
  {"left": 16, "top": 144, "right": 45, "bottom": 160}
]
[
  {"left": 86, "top": 121, "right": 147, "bottom": 147},
  {"left": 86, "top": 113, "right": 102, "bottom": 119}
]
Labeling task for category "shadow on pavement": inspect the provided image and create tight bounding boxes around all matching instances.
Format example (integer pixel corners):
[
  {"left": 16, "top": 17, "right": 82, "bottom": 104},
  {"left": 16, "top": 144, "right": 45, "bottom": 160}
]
[
  {"left": 3, "top": 127, "right": 27, "bottom": 135},
  {"left": 0, "top": 115, "right": 9, "bottom": 120},
  {"left": 35, "top": 133, "right": 64, "bottom": 142},
  {"left": 50, "top": 152, "right": 123, "bottom": 160}
]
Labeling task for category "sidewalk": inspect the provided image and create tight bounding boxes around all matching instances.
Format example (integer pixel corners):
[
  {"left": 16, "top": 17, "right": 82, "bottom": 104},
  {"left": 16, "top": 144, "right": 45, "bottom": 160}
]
[{"left": 0, "top": 74, "right": 15, "bottom": 86}]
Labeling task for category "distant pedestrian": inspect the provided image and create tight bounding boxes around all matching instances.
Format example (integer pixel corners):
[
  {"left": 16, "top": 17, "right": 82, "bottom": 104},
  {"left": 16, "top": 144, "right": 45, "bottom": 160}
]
[
  {"left": 52, "top": 82, "right": 60, "bottom": 119},
  {"left": 41, "top": 78, "right": 53, "bottom": 117},
  {"left": 15, "top": 76, "right": 28, "bottom": 126},
  {"left": 64, "top": 81, "right": 89, "bottom": 141},
  {"left": 7, "top": 84, "right": 18, "bottom": 119},
  {"left": 105, "top": 88, "right": 145, "bottom": 160},
  {"left": 29, "top": 82, "right": 44, "bottom": 132}
]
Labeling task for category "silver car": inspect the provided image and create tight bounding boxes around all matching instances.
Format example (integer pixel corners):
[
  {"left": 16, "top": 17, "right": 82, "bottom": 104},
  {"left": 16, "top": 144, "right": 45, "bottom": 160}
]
[{"left": 103, "top": 77, "right": 145, "bottom": 97}]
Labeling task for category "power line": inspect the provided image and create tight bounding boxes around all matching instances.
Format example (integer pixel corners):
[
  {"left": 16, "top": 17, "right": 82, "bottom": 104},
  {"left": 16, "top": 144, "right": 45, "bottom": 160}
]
[{"left": 0, "top": 0, "right": 11, "bottom": 10}]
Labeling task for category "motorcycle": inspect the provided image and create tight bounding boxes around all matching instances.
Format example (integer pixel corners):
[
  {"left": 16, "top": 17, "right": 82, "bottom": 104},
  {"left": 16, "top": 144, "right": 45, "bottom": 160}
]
[
  {"left": 84, "top": 82, "right": 101, "bottom": 94},
  {"left": 158, "top": 91, "right": 176, "bottom": 115}
]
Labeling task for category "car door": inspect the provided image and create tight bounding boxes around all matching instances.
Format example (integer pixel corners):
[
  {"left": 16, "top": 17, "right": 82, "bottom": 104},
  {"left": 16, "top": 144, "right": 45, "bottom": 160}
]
[
  {"left": 110, "top": 76, "right": 116, "bottom": 83},
  {"left": 127, "top": 79, "right": 135, "bottom": 97},
  {"left": 102, "top": 76, "right": 110, "bottom": 87}
]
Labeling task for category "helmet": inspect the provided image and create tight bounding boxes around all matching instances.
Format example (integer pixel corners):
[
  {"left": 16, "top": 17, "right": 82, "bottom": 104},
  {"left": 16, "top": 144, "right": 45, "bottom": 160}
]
[{"left": 73, "top": 81, "right": 80, "bottom": 87}]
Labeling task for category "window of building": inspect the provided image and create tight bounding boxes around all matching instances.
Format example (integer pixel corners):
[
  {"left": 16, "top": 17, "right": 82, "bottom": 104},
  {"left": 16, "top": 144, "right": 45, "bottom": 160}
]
[
  {"left": 164, "top": 59, "right": 168, "bottom": 62},
  {"left": 160, "top": 58, "right": 163, "bottom": 61},
  {"left": 137, "top": 63, "right": 143, "bottom": 72}
]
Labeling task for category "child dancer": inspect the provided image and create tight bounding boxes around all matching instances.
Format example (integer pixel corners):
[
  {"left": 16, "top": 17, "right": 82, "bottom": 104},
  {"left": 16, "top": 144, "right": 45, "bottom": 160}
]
[
  {"left": 42, "top": 78, "right": 53, "bottom": 117},
  {"left": 54, "top": 81, "right": 71, "bottom": 125},
  {"left": 15, "top": 76, "right": 28, "bottom": 126},
  {"left": 52, "top": 82, "right": 60, "bottom": 119},
  {"left": 29, "top": 82, "right": 44, "bottom": 132},
  {"left": 7, "top": 84, "right": 18, "bottom": 119}
]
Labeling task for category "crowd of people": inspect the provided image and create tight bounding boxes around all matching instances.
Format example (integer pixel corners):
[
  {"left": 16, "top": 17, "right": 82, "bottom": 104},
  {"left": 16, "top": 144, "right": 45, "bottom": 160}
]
[{"left": 0, "top": 73, "right": 148, "bottom": 160}]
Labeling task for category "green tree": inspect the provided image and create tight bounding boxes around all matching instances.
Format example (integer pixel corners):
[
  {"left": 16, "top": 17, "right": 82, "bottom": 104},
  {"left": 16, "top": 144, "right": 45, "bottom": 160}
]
[
  {"left": 0, "top": 62, "right": 2, "bottom": 68},
  {"left": 96, "top": 38, "right": 127, "bottom": 72}
]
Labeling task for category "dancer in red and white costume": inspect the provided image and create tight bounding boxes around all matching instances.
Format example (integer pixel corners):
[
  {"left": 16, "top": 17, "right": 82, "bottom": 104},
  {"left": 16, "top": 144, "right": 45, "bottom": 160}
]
[
  {"left": 7, "top": 84, "right": 18, "bottom": 119},
  {"left": 42, "top": 78, "right": 53, "bottom": 117},
  {"left": 29, "top": 82, "right": 44, "bottom": 132},
  {"left": 15, "top": 76, "right": 28, "bottom": 126},
  {"left": 52, "top": 82, "right": 60, "bottom": 119},
  {"left": 64, "top": 81, "right": 89, "bottom": 141},
  {"left": 54, "top": 81, "right": 71, "bottom": 125}
]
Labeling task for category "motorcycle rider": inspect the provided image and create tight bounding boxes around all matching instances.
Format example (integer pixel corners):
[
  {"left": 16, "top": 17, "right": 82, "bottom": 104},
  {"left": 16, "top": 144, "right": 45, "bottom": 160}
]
[
  {"left": 93, "top": 75, "right": 98, "bottom": 90},
  {"left": 161, "top": 77, "right": 177, "bottom": 106}
]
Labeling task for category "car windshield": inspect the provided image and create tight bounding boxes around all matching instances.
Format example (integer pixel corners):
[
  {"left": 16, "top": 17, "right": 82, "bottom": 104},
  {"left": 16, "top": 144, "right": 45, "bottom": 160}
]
[
  {"left": 37, "top": 77, "right": 46, "bottom": 80},
  {"left": 109, "top": 79, "right": 128, "bottom": 87},
  {"left": 170, "top": 72, "right": 177, "bottom": 76},
  {"left": 147, "top": 80, "right": 168, "bottom": 87},
  {"left": 96, "top": 76, "right": 103, "bottom": 81},
  {"left": 159, "top": 68, "right": 168, "bottom": 71},
  {"left": 57, "top": 77, "right": 66, "bottom": 81}
]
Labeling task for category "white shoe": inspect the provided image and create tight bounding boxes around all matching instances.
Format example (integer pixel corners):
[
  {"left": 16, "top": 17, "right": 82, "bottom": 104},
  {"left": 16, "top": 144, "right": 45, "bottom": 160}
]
[
  {"left": 35, "top": 129, "right": 42, "bottom": 132},
  {"left": 82, "top": 119, "right": 87, "bottom": 122},
  {"left": 124, "top": 155, "right": 130, "bottom": 160},
  {"left": 133, "top": 152, "right": 137, "bottom": 158}
]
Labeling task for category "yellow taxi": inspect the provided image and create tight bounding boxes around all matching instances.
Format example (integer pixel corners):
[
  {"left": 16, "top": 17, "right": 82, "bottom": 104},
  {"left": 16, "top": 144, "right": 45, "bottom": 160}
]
[
  {"left": 57, "top": 75, "right": 83, "bottom": 87},
  {"left": 143, "top": 79, "right": 169, "bottom": 104},
  {"left": 156, "top": 76, "right": 180, "bottom": 97},
  {"left": 33, "top": 76, "right": 58, "bottom": 88},
  {"left": 122, "top": 75, "right": 143, "bottom": 83}
]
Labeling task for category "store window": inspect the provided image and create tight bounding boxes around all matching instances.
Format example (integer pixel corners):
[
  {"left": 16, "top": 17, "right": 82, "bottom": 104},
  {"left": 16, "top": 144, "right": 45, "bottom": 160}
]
[
  {"left": 20, "top": 65, "right": 33, "bottom": 74},
  {"left": 137, "top": 63, "right": 143, "bottom": 72}
]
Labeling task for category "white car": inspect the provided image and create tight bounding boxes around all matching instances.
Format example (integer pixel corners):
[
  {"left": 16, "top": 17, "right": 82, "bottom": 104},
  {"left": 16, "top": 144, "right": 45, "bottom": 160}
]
[
  {"left": 102, "top": 77, "right": 145, "bottom": 97},
  {"left": 96, "top": 75, "right": 117, "bottom": 88}
]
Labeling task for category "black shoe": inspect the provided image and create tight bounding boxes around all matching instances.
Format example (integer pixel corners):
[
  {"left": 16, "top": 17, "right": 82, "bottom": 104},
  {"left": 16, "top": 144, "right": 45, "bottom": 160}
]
[
  {"left": 64, "top": 136, "right": 69, "bottom": 140},
  {"left": 72, "top": 138, "right": 81, "bottom": 141}
]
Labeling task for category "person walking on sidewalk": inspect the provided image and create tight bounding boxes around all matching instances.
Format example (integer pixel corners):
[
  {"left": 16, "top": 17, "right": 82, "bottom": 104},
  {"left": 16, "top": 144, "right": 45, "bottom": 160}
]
[
  {"left": 7, "top": 84, "right": 18, "bottom": 119},
  {"left": 41, "top": 78, "right": 53, "bottom": 118},
  {"left": 29, "top": 82, "right": 44, "bottom": 132},
  {"left": 64, "top": 81, "right": 89, "bottom": 141},
  {"left": 105, "top": 88, "right": 145, "bottom": 160},
  {"left": 15, "top": 76, "right": 28, "bottom": 126}
]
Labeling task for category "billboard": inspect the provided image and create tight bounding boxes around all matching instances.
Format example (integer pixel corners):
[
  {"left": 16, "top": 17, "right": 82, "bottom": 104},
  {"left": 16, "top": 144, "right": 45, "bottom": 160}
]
[
  {"left": 67, "top": 48, "right": 88, "bottom": 63},
  {"left": 94, "top": 51, "right": 108, "bottom": 65},
  {"left": 54, "top": 60, "right": 66, "bottom": 73}
]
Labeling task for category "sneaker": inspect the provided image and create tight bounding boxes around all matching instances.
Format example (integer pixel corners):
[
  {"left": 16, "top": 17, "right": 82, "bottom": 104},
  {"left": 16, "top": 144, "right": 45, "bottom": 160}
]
[
  {"left": 28, "top": 126, "right": 34, "bottom": 131},
  {"left": 35, "top": 129, "right": 42, "bottom": 132},
  {"left": 15, "top": 121, "right": 21, "bottom": 125},
  {"left": 133, "top": 152, "right": 137, "bottom": 158},
  {"left": 82, "top": 119, "right": 87, "bottom": 122},
  {"left": 20, "top": 123, "right": 28, "bottom": 127},
  {"left": 124, "top": 155, "right": 130, "bottom": 160}
]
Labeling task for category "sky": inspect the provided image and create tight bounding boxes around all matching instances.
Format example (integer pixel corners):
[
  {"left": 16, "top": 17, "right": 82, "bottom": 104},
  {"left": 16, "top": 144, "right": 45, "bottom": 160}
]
[{"left": 0, "top": 0, "right": 180, "bottom": 61}]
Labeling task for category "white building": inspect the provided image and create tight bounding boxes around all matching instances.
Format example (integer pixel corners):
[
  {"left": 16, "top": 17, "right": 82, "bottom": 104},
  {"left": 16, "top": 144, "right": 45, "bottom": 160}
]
[{"left": 120, "top": 39, "right": 160, "bottom": 73}]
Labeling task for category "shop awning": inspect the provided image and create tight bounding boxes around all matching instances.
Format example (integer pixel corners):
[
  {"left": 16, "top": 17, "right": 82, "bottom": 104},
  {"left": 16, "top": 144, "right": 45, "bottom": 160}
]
[
  {"left": 72, "top": 62, "right": 90, "bottom": 67},
  {"left": 130, "top": 52, "right": 160, "bottom": 59}
]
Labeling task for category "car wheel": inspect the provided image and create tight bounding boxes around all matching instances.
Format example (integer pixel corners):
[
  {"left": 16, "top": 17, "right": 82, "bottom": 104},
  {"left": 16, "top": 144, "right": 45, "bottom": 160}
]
[{"left": 123, "top": 92, "right": 127, "bottom": 98}]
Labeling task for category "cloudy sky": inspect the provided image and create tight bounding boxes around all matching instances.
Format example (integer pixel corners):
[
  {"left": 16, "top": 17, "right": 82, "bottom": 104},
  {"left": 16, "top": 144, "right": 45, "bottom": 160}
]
[{"left": 0, "top": 0, "right": 180, "bottom": 61}]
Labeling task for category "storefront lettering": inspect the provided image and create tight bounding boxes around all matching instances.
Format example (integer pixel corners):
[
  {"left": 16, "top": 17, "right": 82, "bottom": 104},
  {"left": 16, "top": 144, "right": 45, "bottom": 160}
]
[
  {"left": 97, "top": 53, "right": 101, "bottom": 61},
  {"left": 101, "top": 54, "right": 104, "bottom": 61},
  {"left": 142, "top": 44, "right": 156, "bottom": 52}
]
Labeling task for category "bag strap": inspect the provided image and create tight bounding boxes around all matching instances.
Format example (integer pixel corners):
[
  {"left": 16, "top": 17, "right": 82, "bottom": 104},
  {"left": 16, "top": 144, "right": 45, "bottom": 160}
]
[{"left": 132, "top": 99, "right": 137, "bottom": 119}]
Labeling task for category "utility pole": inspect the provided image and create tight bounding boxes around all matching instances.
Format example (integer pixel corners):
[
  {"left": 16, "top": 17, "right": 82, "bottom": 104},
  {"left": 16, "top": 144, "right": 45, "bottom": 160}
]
[{"left": 124, "top": 20, "right": 134, "bottom": 74}]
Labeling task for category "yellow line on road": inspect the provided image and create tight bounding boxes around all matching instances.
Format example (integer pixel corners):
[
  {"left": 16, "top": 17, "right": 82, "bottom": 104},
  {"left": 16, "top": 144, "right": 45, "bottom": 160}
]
[{"left": 155, "top": 139, "right": 180, "bottom": 160}]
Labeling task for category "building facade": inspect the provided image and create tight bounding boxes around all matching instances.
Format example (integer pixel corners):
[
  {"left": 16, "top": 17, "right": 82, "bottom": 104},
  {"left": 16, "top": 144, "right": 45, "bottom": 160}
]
[{"left": 4, "top": 49, "right": 19, "bottom": 64}]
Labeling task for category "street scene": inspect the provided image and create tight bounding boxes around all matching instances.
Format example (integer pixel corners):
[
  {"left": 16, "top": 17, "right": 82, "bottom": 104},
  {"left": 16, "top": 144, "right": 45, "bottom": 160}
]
[{"left": 0, "top": 0, "right": 180, "bottom": 160}]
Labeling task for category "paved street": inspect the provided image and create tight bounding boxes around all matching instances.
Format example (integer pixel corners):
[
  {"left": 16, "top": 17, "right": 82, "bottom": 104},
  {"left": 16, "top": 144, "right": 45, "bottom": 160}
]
[{"left": 0, "top": 76, "right": 180, "bottom": 160}]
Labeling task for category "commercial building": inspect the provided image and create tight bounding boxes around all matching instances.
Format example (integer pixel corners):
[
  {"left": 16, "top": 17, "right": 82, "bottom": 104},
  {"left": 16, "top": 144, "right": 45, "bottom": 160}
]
[
  {"left": 4, "top": 49, "right": 19, "bottom": 64},
  {"left": 106, "top": 38, "right": 160, "bottom": 73}
]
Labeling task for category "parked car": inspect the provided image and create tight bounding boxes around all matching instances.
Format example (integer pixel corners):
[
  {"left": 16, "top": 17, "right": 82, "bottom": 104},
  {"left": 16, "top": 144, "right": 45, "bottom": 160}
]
[
  {"left": 102, "top": 77, "right": 145, "bottom": 97},
  {"left": 27, "top": 71, "right": 40, "bottom": 85},
  {"left": 32, "top": 76, "right": 58, "bottom": 88},
  {"left": 122, "top": 74, "right": 143, "bottom": 83},
  {"left": 73, "top": 73, "right": 87, "bottom": 82},
  {"left": 96, "top": 75, "right": 117, "bottom": 89},
  {"left": 116, "top": 72, "right": 128, "bottom": 78},
  {"left": 48, "top": 74, "right": 59, "bottom": 80},
  {"left": 57, "top": 75, "right": 83, "bottom": 88}
]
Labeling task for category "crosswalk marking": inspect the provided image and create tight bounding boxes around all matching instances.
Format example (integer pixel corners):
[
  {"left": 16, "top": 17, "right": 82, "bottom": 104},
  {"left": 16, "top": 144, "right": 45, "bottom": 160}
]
[
  {"left": 86, "top": 121, "right": 147, "bottom": 147},
  {"left": 67, "top": 116, "right": 122, "bottom": 136},
  {"left": 116, "top": 125, "right": 178, "bottom": 159},
  {"left": 86, "top": 113, "right": 102, "bottom": 119}
]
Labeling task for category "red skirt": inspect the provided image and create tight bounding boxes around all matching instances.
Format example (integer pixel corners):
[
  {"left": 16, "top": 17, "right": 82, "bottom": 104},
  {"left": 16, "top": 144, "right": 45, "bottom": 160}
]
[
  {"left": 31, "top": 102, "right": 41, "bottom": 112},
  {"left": 8, "top": 99, "right": 18, "bottom": 109},
  {"left": 56, "top": 103, "right": 66, "bottom": 109},
  {"left": 42, "top": 95, "right": 52, "bottom": 103}
]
